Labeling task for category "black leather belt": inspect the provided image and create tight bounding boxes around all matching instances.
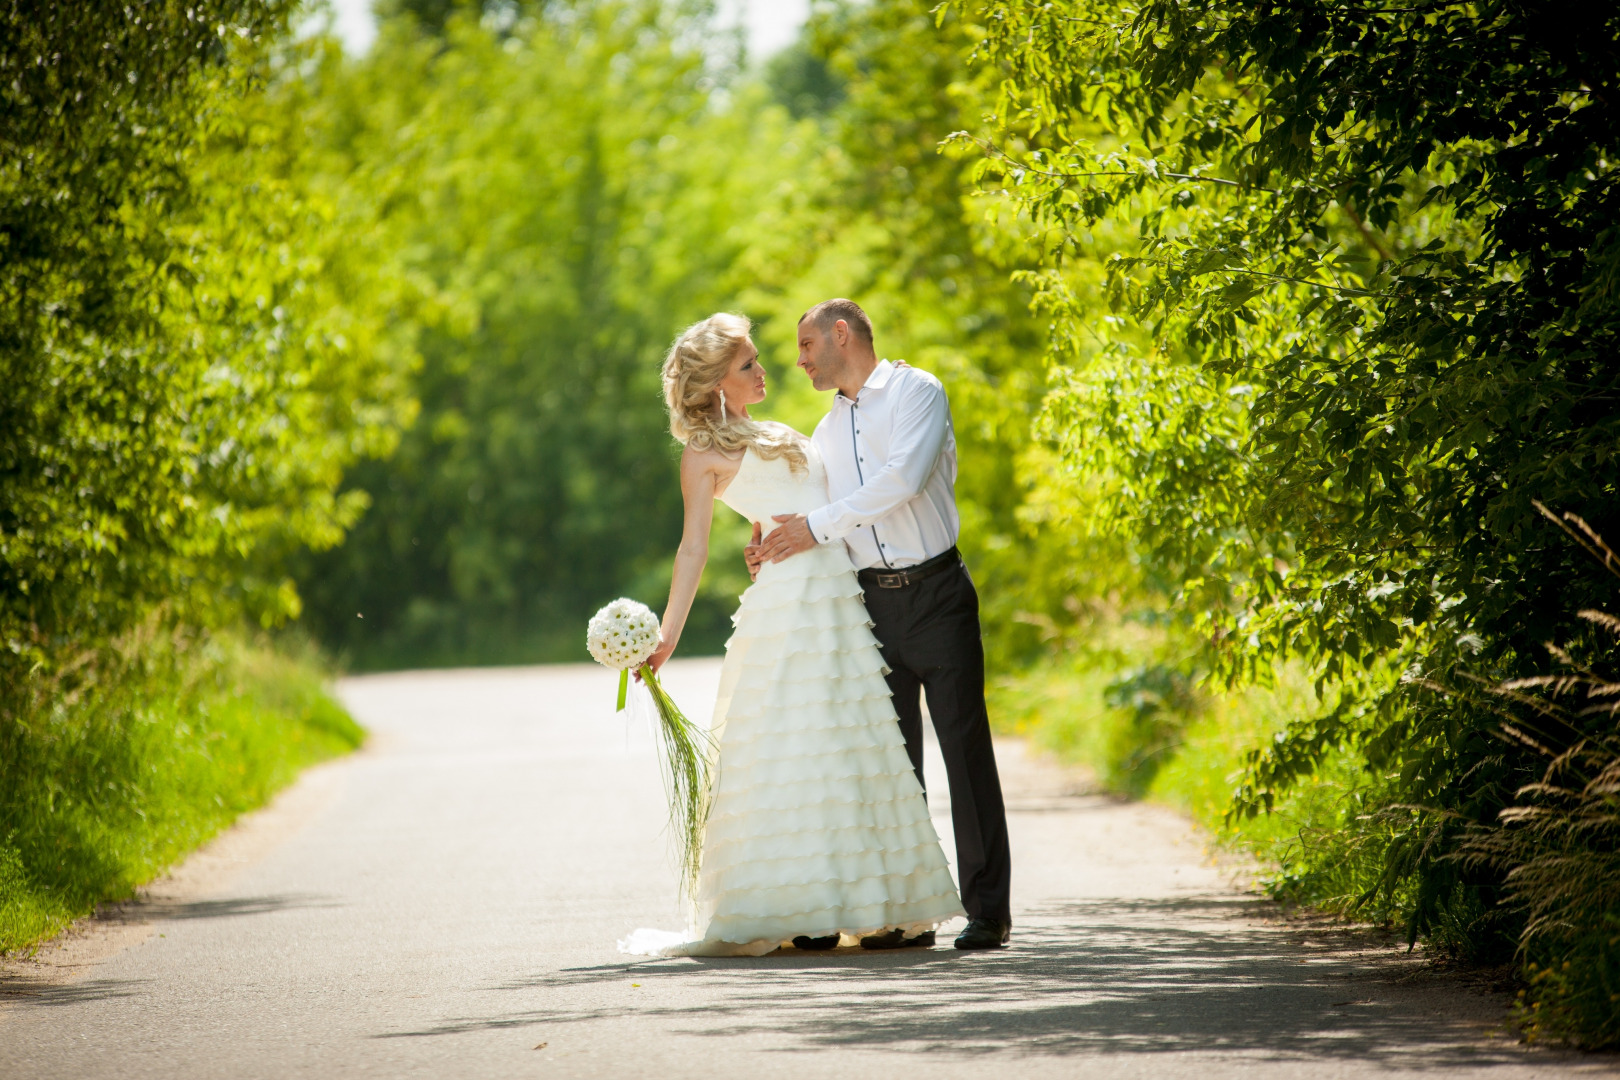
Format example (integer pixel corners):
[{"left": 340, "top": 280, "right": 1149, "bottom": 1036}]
[{"left": 857, "top": 547, "right": 962, "bottom": 590}]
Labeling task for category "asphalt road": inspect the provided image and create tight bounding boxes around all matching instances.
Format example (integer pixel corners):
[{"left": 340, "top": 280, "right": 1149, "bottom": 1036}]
[{"left": 1, "top": 659, "right": 1610, "bottom": 1078}]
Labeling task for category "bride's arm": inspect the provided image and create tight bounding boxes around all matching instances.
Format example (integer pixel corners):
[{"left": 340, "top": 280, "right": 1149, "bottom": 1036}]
[{"left": 647, "top": 448, "right": 717, "bottom": 672}]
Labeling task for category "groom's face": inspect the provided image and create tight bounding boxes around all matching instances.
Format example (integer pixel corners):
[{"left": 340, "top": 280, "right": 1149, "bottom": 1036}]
[{"left": 796, "top": 319, "right": 846, "bottom": 393}]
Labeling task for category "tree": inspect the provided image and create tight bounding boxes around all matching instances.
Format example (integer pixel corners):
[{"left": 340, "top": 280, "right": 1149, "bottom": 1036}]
[
  {"left": 0, "top": 2, "right": 413, "bottom": 690},
  {"left": 742, "top": 0, "right": 1118, "bottom": 672},
  {"left": 962, "top": 0, "right": 1620, "bottom": 963},
  {"left": 293, "top": 3, "right": 811, "bottom": 666}
]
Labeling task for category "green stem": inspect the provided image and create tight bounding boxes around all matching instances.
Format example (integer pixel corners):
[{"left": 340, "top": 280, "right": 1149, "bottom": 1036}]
[{"left": 636, "top": 663, "right": 714, "bottom": 904}]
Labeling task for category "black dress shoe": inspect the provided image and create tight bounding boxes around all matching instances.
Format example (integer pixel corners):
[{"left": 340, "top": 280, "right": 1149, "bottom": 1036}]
[
  {"left": 953, "top": 918, "right": 1011, "bottom": 950},
  {"left": 859, "top": 928, "right": 936, "bottom": 950},
  {"left": 792, "top": 934, "right": 840, "bottom": 950}
]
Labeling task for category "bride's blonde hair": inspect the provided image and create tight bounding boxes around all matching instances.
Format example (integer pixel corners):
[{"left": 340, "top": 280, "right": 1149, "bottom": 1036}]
[{"left": 662, "top": 313, "right": 808, "bottom": 473}]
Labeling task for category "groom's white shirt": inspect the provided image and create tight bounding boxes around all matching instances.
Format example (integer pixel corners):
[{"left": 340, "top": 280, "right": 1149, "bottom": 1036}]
[{"left": 806, "top": 360, "right": 959, "bottom": 571}]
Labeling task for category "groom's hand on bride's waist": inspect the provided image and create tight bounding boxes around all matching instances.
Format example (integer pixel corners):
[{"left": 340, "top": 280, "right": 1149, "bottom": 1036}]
[{"left": 757, "top": 514, "right": 818, "bottom": 564}]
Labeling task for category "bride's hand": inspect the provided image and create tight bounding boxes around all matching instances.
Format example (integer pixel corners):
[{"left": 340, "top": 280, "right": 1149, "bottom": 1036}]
[
  {"left": 645, "top": 639, "right": 675, "bottom": 675},
  {"left": 743, "top": 522, "right": 763, "bottom": 581}
]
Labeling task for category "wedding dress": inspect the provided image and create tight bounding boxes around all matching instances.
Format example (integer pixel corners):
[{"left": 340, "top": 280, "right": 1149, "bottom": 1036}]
[{"left": 620, "top": 440, "right": 964, "bottom": 956}]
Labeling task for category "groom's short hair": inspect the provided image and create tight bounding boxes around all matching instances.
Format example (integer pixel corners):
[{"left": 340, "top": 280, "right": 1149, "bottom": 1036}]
[{"left": 799, "top": 298, "right": 874, "bottom": 345}]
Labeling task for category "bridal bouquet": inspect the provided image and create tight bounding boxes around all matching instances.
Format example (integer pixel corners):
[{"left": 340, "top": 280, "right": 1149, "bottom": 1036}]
[{"left": 586, "top": 598, "right": 711, "bottom": 896}]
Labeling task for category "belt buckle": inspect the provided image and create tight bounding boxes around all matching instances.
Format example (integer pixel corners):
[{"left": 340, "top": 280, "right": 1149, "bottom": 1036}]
[{"left": 875, "top": 571, "right": 906, "bottom": 589}]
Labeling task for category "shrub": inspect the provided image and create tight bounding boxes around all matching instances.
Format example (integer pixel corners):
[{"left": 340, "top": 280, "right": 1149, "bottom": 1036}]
[
  {"left": 0, "top": 626, "right": 362, "bottom": 952},
  {"left": 1458, "top": 516, "right": 1620, "bottom": 1046}
]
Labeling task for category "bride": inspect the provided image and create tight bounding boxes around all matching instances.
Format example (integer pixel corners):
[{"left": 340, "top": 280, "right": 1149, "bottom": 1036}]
[{"left": 620, "top": 313, "right": 964, "bottom": 957}]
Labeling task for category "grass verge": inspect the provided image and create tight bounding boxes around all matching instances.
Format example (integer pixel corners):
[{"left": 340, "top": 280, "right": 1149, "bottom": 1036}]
[
  {"left": 991, "top": 647, "right": 1620, "bottom": 1048},
  {"left": 988, "top": 641, "right": 1363, "bottom": 880},
  {"left": 0, "top": 626, "right": 362, "bottom": 952}
]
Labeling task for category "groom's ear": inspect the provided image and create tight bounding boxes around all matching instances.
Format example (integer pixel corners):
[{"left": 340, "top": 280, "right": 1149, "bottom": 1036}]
[{"left": 832, "top": 319, "right": 850, "bottom": 346}]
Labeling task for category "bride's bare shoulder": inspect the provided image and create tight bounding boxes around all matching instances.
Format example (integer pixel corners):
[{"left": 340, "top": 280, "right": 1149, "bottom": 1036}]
[{"left": 679, "top": 442, "right": 744, "bottom": 483}]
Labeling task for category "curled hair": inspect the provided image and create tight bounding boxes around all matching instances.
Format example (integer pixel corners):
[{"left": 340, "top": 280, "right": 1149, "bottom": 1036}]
[{"left": 662, "top": 313, "right": 808, "bottom": 473}]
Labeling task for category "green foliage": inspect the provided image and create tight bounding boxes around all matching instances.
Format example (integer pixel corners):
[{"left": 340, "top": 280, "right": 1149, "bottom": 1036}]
[
  {"left": 959, "top": 0, "right": 1620, "bottom": 1042},
  {"left": 291, "top": 3, "right": 812, "bottom": 666},
  {"left": 1455, "top": 532, "right": 1620, "bottom": 1046},
  {"left": 991, "top": 626, "right": 1362, "bottom": 855},
  {"left": 0, "top": 627, "right": 362, "bottom": 951},
  {"left": 737, "top": 0, "right": 1105, "bottom": 673},
  {"left": 765, "top": 40, "right": 846, "bottom": 120},
  {"left": 1100, "top": 661, "right": 1202, "bottom": 791},
  {"left": 968, "top": 0, "right": 1619, "bottom": 689},
  {"left": 287, "top": 0, "right": 1077, "bottom": 672},
  {"left": 0, "top": 2, "right": 417, "bottom": 683},
  {"left": 0, "top": 2, "right": 399, "bottom": 953}
]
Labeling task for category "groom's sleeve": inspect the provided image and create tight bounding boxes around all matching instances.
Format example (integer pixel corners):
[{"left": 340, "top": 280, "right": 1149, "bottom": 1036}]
[{"left": 806, "top": 380, "right": 950, "bottom": 544}]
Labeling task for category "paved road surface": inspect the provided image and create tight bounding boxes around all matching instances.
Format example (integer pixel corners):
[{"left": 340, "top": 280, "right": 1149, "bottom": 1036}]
[{"left": 2, "top": 660, "right": 1610, "bottom": 1078}]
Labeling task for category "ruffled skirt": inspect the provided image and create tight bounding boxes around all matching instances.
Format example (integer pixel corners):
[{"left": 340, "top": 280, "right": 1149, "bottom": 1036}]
[{"left": 619, "top": 544, "right": 964, "bottom": 956}]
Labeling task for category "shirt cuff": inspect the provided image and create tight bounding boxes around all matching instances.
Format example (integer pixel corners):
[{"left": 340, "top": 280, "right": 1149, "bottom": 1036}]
[{"left": 805, "top": 506, "right": 838, "bottom": 544}]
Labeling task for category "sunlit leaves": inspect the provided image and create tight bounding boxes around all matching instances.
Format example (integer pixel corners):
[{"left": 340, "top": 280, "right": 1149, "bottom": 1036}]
[
  {"left": 962, "top": 0, "right": 1620, "bottom": 941},
  {"left": 0, "top": 5, "right": 418, "bottom": 683},
  {"left": 292, "top": 3, "right": 815, "bottom": 666}
]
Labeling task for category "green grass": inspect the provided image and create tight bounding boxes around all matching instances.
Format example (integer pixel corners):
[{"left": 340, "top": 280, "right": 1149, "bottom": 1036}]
[
  {"left": 0, "top": 627, "right": 363, "bottom": 952},
  {"left": 989, "top": 642, "right": 1366, "bottom": 882},
  {"left": 993, "top": 629, "right": 1620, "bottom": 1050}
]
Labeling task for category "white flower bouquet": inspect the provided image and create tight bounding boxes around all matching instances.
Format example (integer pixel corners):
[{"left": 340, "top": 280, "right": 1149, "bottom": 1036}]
[{"left": 586, "top": 598, "right": 712, "bottom": 896}]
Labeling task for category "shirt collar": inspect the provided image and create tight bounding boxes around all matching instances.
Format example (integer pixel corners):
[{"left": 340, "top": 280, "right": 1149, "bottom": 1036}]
[{"left": 836, "top": 359, "right": 894, "bottom": 402}]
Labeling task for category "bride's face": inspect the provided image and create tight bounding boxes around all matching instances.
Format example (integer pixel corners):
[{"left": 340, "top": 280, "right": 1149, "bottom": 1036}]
[{"left": 716, "top": 337, "right": 767, "bottom": 414}]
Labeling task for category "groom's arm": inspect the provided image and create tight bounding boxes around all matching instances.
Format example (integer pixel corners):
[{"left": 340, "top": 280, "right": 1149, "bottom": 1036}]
[
  {"left": 756, "top": 378, "right": 950, "bottom": 563},
  {"left": 805, "top": 380, "right": 950, "bottom": 543}
]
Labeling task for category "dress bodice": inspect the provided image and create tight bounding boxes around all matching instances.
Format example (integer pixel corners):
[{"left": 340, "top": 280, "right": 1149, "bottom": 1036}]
[{"left": 717, "top": 443, "right": 829, "bottom": 532}]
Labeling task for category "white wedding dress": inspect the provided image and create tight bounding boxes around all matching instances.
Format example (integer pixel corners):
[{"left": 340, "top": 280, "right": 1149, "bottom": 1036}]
[{"left": 620, "top": 440, "right": 964, "bottom": 956}]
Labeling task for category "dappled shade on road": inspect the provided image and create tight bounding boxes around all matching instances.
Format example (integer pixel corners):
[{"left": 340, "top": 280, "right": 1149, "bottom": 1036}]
[{"left": 380, "top": 896, "right": 1518, "bottom": 1070}]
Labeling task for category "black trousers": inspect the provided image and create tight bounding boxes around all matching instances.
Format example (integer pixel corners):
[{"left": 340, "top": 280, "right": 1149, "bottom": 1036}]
[{"left": 862, "top": 559, "right": 1012, "bottom": 923}]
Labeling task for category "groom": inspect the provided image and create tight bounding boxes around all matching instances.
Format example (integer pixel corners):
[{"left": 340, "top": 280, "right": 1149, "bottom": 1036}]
[{"left": 748, "top": 298, "right": 1013, "bottom": 950}]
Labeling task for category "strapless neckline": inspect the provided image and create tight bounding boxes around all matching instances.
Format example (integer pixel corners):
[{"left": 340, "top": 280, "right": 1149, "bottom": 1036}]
[{"left": 715, "top": 443, "right": 832, "bottom": 531}]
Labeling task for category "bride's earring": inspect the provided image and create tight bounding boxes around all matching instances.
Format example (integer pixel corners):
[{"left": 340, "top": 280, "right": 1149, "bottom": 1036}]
[{"left": 717, "top": 389, "right": 728, "bottom": 424}]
